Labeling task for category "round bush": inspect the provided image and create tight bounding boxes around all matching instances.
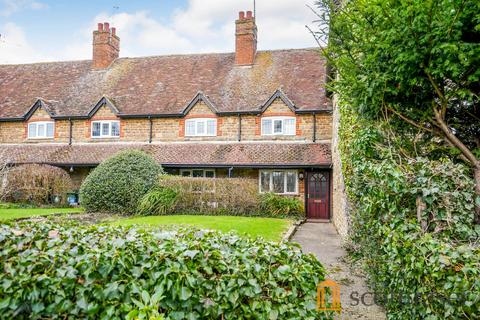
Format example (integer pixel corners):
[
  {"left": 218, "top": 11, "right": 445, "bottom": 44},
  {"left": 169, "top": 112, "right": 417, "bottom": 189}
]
[
  {"left": 0, "top": 221, "right": 326, "bottom": 319},
  {"left": 80, "top": 150, "right": 163, "bottom": 214},
  {"left": 2, "top": 164, "right": 72, "bottom": 205}
]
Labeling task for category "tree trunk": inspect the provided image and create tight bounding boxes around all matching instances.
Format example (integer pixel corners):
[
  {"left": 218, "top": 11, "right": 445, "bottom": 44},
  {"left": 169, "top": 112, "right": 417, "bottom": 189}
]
[{"left": 475, "top": 166, "right": 480, "bottom": 224}]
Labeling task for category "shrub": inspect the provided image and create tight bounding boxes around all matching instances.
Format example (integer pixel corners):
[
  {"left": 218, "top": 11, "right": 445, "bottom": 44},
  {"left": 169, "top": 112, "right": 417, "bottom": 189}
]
[
  {"left": 260, "top": 193, "right": 304, "bottom": 217},
  {"left": 339, "top": 105, "right": 480, "bottom": 319},
  {"left": 137, "top": 187, "right": 179, "bottom": 215},
  {"left": 80, "top": 150, "right": 163, "bottom": 214},
  {"left": 150, "top": 176, "right": 262, "bottom": 216},
  {"left": 1, "top": 164, "right": 72, "bottom": 205},
  {"left": 0, "top": 221, "right": 329, "bottom": 319}
]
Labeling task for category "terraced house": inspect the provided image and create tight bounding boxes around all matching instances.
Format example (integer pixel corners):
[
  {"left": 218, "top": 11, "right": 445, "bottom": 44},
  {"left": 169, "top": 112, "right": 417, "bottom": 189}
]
[{"left": 0, "top": 11, "right": 345, "bottom": 228}]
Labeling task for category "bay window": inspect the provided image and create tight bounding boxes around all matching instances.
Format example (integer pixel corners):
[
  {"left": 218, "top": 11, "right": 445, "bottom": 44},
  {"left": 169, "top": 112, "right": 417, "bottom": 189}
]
[
  {"left": 91, "top": 120, "right": 120, "bottom": 138},
  {"left": 261, "top": 117, "right": 296, "bottom": 136},
  {"left": 28, "top": 121, "right": 54, "bottom": 139},
  {"left": 259, "top": 170, "right": 298, "bottom": 194},
  {"left": 185, "top": 118, "right": 217, "bottom": 137}
]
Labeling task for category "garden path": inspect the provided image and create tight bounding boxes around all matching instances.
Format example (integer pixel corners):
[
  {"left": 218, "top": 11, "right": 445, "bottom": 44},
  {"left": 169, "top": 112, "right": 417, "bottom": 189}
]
[{"left": 292, "top": 223, "right": 386, "bottom": 320}]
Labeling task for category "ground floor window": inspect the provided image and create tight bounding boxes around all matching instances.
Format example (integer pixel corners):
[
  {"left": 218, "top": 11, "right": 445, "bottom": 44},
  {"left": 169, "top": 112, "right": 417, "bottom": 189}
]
[
  {"left": 259, "top": 170, "right": 298, "bottom": 194},
  {"left": 180, "top": 169, "right": 215, "bottom": 178}
]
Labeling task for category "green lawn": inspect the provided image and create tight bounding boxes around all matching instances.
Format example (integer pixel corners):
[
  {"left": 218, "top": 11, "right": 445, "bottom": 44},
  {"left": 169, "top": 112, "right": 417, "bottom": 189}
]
[
  {"left": 112, "top": 215, "right": 292, "bottom": 241},
  {"left": 0, "top": 207, "right": 84, "bottom": 221}
]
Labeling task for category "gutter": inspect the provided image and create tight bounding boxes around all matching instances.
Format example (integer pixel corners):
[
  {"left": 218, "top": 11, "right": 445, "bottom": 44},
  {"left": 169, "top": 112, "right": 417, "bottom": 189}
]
[{"left": 1, "top": 109, "right": 333, "bottom": 122}]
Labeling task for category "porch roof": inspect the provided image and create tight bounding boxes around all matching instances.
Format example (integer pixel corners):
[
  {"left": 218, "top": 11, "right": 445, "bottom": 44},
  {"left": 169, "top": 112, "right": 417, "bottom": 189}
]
[{"left": 0, "top": 142, "right": 331, "bottom": 168}]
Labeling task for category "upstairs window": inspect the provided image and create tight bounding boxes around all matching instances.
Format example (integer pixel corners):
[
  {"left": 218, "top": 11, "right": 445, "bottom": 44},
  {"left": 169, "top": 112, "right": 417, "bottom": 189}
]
[
  {"left": 261, "top": 117, "right": 296, "bottom": 136},
  {"left": 91, "top": 120, "right": 120, "bottom": 138},
  {"left": 259, "top": 170, "right": 298, "bottom": 194},
  {"left": 28, "top": 121, "right": 54, "bottom": 139},
  {"left": 185, "top": 118, "right": 217, "bottom": 137}
]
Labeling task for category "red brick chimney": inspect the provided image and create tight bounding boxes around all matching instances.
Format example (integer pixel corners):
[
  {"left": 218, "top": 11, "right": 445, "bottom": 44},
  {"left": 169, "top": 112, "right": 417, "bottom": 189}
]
[
  {"left": 235, "top": 11, "right": 257, "bottom": 66},
  {"left": 92, "top": 22, "right": 120, "bottom": 69}
]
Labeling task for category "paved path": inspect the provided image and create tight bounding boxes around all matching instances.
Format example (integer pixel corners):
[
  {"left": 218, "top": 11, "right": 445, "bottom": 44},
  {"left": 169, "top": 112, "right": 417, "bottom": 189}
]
[{"left": 292, "top": 223, "right": 386, "bottom": 320}]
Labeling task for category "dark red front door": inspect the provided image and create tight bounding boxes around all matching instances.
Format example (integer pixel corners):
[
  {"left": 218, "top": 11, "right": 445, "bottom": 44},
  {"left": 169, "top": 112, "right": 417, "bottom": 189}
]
[{"left": 306, "top": 171, "right": 330, "bottom": 219}]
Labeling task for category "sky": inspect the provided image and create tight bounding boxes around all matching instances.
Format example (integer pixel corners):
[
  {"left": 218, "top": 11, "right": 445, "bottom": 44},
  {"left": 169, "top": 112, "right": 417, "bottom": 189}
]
[{"left": 0, "top": 0, "right": 319, "bottom": 64}]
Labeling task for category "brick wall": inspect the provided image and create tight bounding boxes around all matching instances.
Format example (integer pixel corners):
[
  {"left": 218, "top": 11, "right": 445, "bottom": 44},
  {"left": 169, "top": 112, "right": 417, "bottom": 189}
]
[{"left": 0, "top": 100, "right": 332, "bottom": 143}]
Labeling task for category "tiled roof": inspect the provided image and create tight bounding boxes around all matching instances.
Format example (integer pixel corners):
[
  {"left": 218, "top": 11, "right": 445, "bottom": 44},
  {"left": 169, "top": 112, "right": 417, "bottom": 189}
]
[
  {"left": 0, "top": 49, "right": 330, "bottom": 119},
  {"left": 0, "top": 143, "right": 331, "bottom": 167}
]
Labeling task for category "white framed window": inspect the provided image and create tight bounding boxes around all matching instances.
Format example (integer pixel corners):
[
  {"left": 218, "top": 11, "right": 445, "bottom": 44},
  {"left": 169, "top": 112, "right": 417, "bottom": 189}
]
[
  {"left": 185, "top": 118, "right": 217, "bottom": 137},
  {"left": 180, "top": 169, "right": 216, "bottom": 178},
  {"left": 91, "top": 120, "right": 120, "bottom": 138},
  {"left": 28, "top": 121, "right": 55, "bottom": 139},
  {"left": 259, "top": 170, "right": 298, "bottom": 194},
  {"left": 261, "top": 117, "right": 296, "bottom": 136}
]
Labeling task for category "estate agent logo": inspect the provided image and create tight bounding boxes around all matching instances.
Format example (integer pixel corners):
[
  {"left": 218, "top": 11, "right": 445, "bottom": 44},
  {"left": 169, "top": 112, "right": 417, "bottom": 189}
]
[{"left": 317, "top": 279, "right": 342, "bottom": 313}]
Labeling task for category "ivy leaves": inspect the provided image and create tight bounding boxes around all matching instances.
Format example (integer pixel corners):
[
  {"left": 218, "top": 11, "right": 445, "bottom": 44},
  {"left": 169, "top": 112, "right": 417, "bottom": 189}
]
[{"left": 0, "top": 222, "right": 328, "bottom": 319}]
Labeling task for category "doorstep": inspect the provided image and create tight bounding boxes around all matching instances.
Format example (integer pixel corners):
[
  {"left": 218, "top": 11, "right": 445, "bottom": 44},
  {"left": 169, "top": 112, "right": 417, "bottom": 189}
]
[{"left": 306, "top": 218, "right": 330, "bottom": 223}]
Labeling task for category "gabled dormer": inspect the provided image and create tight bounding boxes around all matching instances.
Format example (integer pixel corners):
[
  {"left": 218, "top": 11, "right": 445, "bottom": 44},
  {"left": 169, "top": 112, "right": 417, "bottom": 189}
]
[
  {"left": 86, "top": 97, "right": 122, "bottom": 139},
  {"left": 24, "top": 99, "right": 56, "bottom": 140},
  {"left": 180, "top": 92, "right": 221, "bottom": 138}
]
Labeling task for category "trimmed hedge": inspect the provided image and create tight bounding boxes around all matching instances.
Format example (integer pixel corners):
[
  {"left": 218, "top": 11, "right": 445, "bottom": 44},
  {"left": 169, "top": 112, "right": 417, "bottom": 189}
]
[
  {"left": 0, "top": 221, "right": 329, "bottom": 319},
  {"left": 80, "top": 150, "right": 163, "bottom": 214},
  {"left": 137, "top": 176, "right": 304, "bottom": 218}
]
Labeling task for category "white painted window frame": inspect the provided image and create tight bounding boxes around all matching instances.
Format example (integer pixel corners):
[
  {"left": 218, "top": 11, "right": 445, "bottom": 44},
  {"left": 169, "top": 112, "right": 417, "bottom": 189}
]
[
  {"left": 91, "top": 120, "right": 120, "bottom": 138},
  {"left": 27, "top": 121, "right": 55, "bottom": 139},
  {"left": 180, "top": 169, "right": 216, "bottom": 178},
  {"left": 185, "top": 118, "right": 217, "bottom": 137},
  {"left": 258, "top": 169, "right": 298, "bottom": 195},
  {"left": 261, "top": 116, "right": 296, "bottom": 136}
]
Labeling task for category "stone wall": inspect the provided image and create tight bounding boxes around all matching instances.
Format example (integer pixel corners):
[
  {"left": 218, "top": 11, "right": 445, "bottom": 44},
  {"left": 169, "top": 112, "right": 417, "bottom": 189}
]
[
  {"left": 0, "top": 100, "right": 332, "bottom": 143},
  {"left": 331, "top": 96, "right": 350, "bottom": 239}
]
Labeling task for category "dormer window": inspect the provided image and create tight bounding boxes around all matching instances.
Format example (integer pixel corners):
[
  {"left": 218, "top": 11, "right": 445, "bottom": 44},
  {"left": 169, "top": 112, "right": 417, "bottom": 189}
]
[
  {"left": 28, "top": 121, "right": 54, "bottom": 139},
  {"left": 185, "top": 118, "right": 217, "bottom": 137},
  {"left": 261, "top": 117, "right": 296, "bottom": 136},
  {"left": 91, "top": 120, "right": 120, "bottom": 138}
]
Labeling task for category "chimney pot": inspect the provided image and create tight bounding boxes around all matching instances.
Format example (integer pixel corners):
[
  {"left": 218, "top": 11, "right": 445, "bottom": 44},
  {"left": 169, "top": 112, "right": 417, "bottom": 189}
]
[
  {"left": 111, "top": 27, "right": 116, "bottom": 36},
  {"left": 97, "top": 23, "right": 103, "bottom": 31},
  {"left": 239, "top": 11, "right": 245, "bottom": 19},
  {"left": 104, "top": 22, "right": 110, "bottom": 32},
  {"left": 246, "top": 11, "right": 253, "bottom": 19}
]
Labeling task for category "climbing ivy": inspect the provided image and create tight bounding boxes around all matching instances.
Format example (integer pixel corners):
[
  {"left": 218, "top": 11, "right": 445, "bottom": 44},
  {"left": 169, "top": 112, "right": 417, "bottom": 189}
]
[{"left": 338, "top": 105, "right": 480, "bottom": 319}]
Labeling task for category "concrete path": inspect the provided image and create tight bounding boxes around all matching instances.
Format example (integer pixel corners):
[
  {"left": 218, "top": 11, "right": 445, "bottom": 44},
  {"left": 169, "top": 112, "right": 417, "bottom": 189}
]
[{"left": 292, "top": 223, "right": 386, "bottom": 320}]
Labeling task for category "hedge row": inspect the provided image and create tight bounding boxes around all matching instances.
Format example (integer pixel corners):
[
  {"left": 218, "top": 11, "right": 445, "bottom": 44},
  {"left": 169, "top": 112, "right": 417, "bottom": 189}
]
[
  {"left": 339, "top": 105, "right": 480, "bottom": 319},
  {"left": 0, "top": 221, "right": 329, "bottom": 319},
  {"left": 138, "top": 176, "right": 304, "bottom": 218}
]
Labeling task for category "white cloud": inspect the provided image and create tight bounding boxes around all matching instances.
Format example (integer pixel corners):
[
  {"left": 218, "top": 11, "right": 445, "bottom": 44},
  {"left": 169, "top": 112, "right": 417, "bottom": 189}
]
[
  {"left": 1, "top": 0, "right": 320, "bottom": 64},
  {"left": 0, "top": 22, "right": 47, "bottom": 64},
  {"left": 0, "top": 0, "right": 47, "bottom": 17}
]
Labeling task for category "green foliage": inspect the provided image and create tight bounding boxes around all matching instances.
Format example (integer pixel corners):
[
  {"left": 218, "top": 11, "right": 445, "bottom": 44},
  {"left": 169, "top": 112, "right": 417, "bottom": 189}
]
[
  {"left": 338, "top": 105, "right": 480, "bottom": 319},
  {"left": 0, "top": 221, "right": 329, "bottom": 319},
  {"left": 259, "top": 193, "right": 304, "bottom": 217},
  {"left": 80, "top": 150, "right": 163, "bottom": 214},
  {"left": 137, "top": 187, "right": 179, "bottom": 216},
  {"left": 142, "top": 176, "right": 303, "bottom": 218},
  {"left": 317, "top": 0, "right": 480, "bottom": 153}
]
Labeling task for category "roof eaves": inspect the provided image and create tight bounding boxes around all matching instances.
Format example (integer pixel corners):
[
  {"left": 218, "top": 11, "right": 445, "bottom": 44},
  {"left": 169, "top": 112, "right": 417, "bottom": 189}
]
[
  {"left": 23, "top": 99, "right": 56, "bottom": 120},
  {"left": 182, "top": 92, "right": 218, "bottom": 115},
  {"left": 87, "top": 96, "right": 119, "bottom": 118},
  {"left": 259, "top": 89, "right": 297, "bottom": 113}
]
